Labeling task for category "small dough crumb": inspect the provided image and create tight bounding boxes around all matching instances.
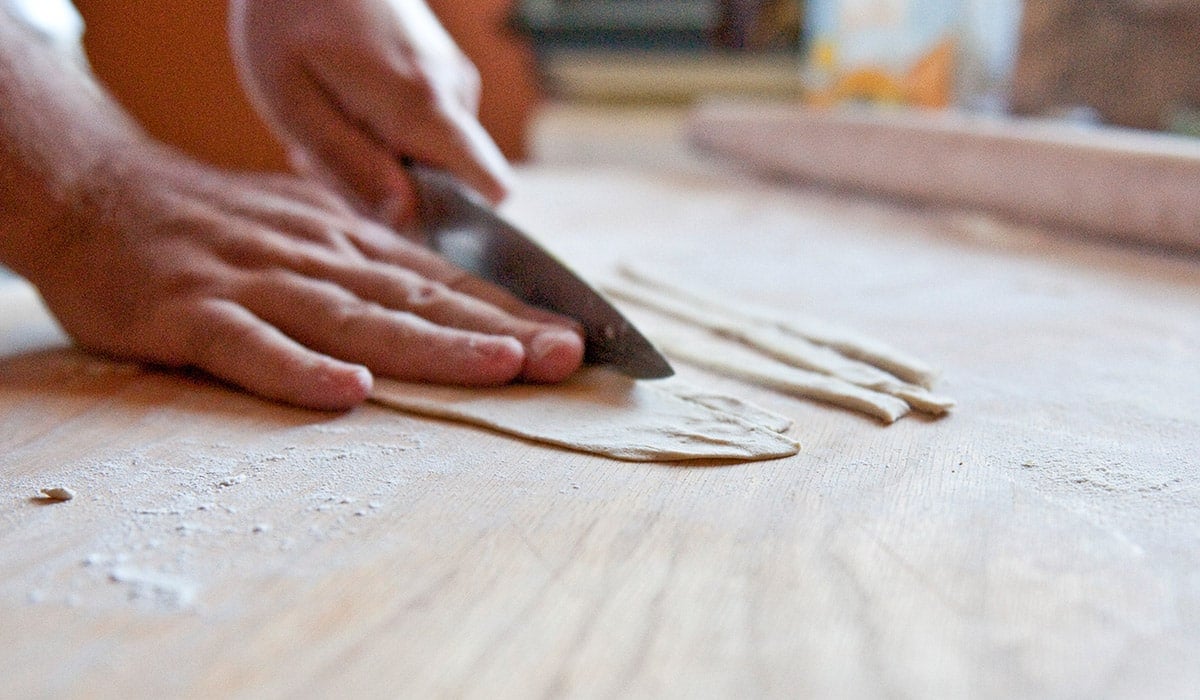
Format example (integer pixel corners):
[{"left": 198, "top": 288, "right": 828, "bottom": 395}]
[{"left": 40, "top": 486, "right": 75, "bottom": 501}]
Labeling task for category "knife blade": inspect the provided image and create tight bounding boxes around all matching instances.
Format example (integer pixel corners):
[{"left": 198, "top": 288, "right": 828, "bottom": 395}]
[{"left": 408, "top": 165, "right": 673, "bottom": 379}]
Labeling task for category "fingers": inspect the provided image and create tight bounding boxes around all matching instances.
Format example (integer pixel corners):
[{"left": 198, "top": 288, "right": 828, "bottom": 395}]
[
  {"left": 173, "top": 283, "right": 573, "bottom": 412},
  {"left": 238, "top": 274, "right": 525, "bottom": 384},
  {"left": 238, "top": 267, "right": 583, "bottom": 385},
  {"left": 422, "top": 112, "right": 512, "bottom": 206},
  {"left": 190, "top": 203, "right": 583, "bottom": 389},
  {"left": 335, "top": 233, "right": 588, "bottom": 380},
  {"left": 517, "top": 326, "right": 585, "bottom": 384},
  {"left": 232, "top": 0, "right": 512, "bottom": 218},
  {"left": 222, "top": 215, "right": 583, "bottom": 339},
  {"left": 286, "top": 55, "right": 511, "bottom": 223},
  {"left": 177, "top": 299, "right": 373, "bottom": 411},
  {"left": 282, "top": 67, "right": 419, "bottom": 225},
  {"left": 304, "top": 17, "right": 513, "bottom": 206},
  {"left": 343, "top": 225, "right": 582, "bottom": 328},
  {"left": 352, "top": 267, "right": 584, "bottom": 384}
]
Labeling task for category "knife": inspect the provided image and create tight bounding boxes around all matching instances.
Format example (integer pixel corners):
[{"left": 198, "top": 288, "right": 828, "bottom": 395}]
[{"left": 408, "top": 164, "right": 674, "bottom": 379}]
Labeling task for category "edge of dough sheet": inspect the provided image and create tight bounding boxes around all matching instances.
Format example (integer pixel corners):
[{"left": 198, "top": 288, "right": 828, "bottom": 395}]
[{"left": 370, "top": 367, "right": 800, "bottom": 463}]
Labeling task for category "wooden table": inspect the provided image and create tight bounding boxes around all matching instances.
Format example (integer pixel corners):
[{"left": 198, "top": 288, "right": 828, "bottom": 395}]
[{"left": 4, "top": 105, "right": 1199, "bottom": 698}]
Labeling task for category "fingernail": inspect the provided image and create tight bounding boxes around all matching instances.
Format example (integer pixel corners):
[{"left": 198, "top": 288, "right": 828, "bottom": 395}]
[
  {"left": 471, "top": 336, "right": 525, "bottom": 382},
  {"left": 525, "top": 328, "right": 585, "bottom": 383},
  {"left": 529, "top": 328, "right": 573, "bottom": 362},
  {"left": 349, "top": 365, "right": 373, "bottom": 394}
]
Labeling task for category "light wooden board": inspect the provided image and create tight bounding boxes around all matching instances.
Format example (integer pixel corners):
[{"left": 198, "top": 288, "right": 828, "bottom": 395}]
[
  {"left": 688, "top": 100, "right": 1200, "bottom": 253},
  {"left": 3, "top": 106, "right": 1200, "bottom": 698}
]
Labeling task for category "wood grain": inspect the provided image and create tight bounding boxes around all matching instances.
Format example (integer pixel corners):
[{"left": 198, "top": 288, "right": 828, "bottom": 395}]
[{"left": 3, "top": 106, "right": 1199, "bottom": 698}]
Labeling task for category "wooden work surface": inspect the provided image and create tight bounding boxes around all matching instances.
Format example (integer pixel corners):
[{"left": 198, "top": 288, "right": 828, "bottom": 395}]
[{"left": 4, "top": 105, "right": 1200, "bottom": 698}]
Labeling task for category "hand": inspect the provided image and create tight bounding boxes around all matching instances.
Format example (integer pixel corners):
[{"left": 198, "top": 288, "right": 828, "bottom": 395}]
[
  {"left": 229, "top": 0, "right": 511, "bottom": 227},
  {"left": 29, "top": 146, "right": 582, "bottom": 411}
]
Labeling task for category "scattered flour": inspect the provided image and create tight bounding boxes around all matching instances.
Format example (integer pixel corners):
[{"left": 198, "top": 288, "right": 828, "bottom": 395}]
[
  {"left": 8, "top": 430, "right": 420, "bottom": 614},
  {"left": 108, "top": 566, "right": 199, "bottom": 609}
]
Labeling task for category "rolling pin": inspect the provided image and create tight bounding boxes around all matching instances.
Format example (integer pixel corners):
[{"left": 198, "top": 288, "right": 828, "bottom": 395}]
[{"left": 688, "top": 100, "right": 1200, "bottom": 254}]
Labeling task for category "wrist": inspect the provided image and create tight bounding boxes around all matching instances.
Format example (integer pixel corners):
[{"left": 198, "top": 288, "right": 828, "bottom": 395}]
[{"left": 0, "top": 9, "right": 148, "bottom": 280}]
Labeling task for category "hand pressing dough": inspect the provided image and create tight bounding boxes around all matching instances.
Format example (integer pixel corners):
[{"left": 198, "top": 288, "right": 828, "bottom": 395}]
[{"left": 370, "top": 367, "right": 799, "bottom": 462}]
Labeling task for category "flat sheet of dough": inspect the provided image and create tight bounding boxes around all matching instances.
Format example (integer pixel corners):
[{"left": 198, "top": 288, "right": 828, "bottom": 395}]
[{"left": 370, "top": 367, "right": 799, "bottom": 462}]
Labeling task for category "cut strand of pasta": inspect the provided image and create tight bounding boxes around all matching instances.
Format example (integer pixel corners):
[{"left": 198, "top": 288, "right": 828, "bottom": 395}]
[
  {"left": 617, "top": 262, "right": 940, "bottom": 388},
  {"left": 603, "top": 276, "right": 954, "bottom": 416},
  {"left": 652, "top": 329, "right": 911, "bottom": 424}
]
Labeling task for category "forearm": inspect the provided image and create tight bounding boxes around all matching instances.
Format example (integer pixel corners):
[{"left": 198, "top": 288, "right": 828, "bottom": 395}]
[{"left": 0, "top": 6, "right": 145, "bottom": 279}]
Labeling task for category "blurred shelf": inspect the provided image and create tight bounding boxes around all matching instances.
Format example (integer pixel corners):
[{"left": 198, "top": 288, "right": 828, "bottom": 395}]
[
  {"left": 516, "top": 0, "right": 715, "bottom": 51},
  {"left": 538, "top": 50, "right": 806, "bottom": 104}
]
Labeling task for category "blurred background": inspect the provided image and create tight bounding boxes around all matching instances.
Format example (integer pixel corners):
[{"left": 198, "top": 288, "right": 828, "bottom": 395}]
[{"left": 69, "top": 0, "right": 1200, "bottom": 173}]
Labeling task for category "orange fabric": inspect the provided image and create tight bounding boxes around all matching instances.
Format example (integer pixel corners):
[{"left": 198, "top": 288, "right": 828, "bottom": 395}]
[
  {"left": 74, "top": 0, "right": 287, "bottom": 171},
  {"left": 73, "top": 0, "right": 538, "bottom": 171},
  {"left": 426, "top": 0, "right": 540, "bottom": 161}
]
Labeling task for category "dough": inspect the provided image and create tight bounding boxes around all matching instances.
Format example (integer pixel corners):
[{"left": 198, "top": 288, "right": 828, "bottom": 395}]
[
  {"left": 653, "top": 328, "right": 911, "bottom": 424},
  {"left": 609, "top": 265, "right": 955, "bottom": 420},
  {"left": 667, "top": 384, "right": 794, "bottom": 433},
  {"left": 616, "top": 262, "right": 940, "bottom": 389},
  {"left": 40, "top": 486, "right": 75, "bottom": 501},
  {"left": 370, "top": 367, "right": 799, "bottom": 462}
]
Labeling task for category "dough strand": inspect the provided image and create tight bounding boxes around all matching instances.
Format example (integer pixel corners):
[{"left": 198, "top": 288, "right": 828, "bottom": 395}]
[
  {"left": 604, "top": 274, "right": 953, "bottom": 418},
  {"left": 653, "top": 329, "right": 911, "bottom": 424},
  {"left": 616, "top": 262, "right": 940, "bottom": 389}
]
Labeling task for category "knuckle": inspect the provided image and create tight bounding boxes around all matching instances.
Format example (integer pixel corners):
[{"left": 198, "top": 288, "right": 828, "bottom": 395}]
[
  {"left": 174, "top": 299, "right": 246, "bottom": 366},
  {"left": 314, "top": 288, "right": 376, "bottom": 337},
  {"left": 402, "top": 278, "right": 452, "bottom": 311}
]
